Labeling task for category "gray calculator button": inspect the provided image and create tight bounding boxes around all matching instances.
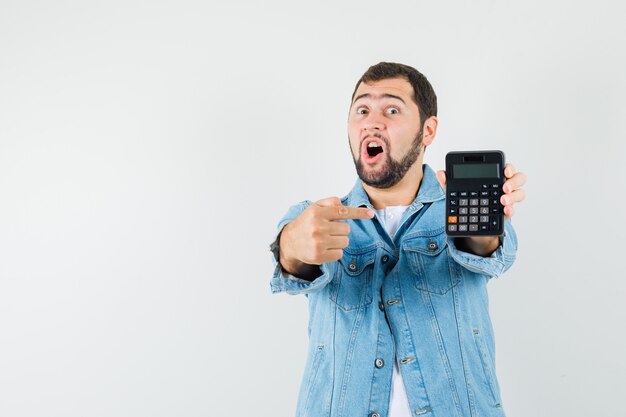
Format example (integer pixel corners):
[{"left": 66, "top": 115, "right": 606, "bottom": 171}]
[
  {"left": 459, "top": 216, "right": 468, "bottom": 223},
  {"left": 458, "top": 224, "right": 468, "bottom": 232},
  {"left": 470, "top": 199, "right": 479, "bottom": 206},
  {"left": 459, "top": 199, "right": 468, "bottom": 206},
  {"left": 480, "top": 199, "right": 489, "bottom": 206},
  {"left": 469, "top": 207, "right": 479, "bottom": 215},
  {"left": 480, "top": 215, "right": 489, "bottom": 223},
  {"left": 469, "top": 224, "right": 478, "bottom": 232},
  {"left": 448, "top": 224, "right": 457, "bottom": 232},
  {"left": 480, "top": 207, "right": 489, "bottom": 214},
  {"left": 459, "top": 208, "right": 468, "bottom": 215},
  {"left": 469, "top": 216, "right": 478, "bottom": 223}
]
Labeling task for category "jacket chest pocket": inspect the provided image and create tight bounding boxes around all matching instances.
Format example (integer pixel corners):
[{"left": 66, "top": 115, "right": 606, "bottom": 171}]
[
  {"left": 403, "top": 230, "right": 459, "bottom": 295},
  {"left": 328, "top": 248, "right": 376, "bottom": 311}
]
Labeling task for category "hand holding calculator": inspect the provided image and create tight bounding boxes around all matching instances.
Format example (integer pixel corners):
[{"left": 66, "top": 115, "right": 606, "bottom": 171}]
[{"left": 444, "top": 151, "right": 506, "bottom": 236}]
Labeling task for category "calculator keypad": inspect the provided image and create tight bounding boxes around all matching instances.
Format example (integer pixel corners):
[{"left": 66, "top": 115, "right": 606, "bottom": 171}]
[{"left": 447, "top": 183, "right": 504, "bottom": 234}]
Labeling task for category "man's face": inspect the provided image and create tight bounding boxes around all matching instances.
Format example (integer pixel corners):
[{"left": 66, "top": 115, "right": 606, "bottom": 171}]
[{"left": 348, "top": 77, "right": 423, "bottom": 189}]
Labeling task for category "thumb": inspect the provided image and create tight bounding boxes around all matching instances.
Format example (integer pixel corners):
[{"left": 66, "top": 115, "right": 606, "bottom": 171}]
[
  {"left": 315, "top": 196, "right": 343, "bottom": 207},
  {"left": 436, "top": 170, "right": 447, "bottom": 190}
]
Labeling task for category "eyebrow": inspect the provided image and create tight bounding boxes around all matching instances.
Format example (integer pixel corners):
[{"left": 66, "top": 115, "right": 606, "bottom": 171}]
[{"left": 352, "top": 93, "right": 406, "bottom": 105}]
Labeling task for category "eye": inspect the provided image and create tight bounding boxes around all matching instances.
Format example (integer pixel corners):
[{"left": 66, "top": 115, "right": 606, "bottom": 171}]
[
  {"left": 386, "top": 106, "right": 399, "bottom": 115},
  {"left": 356, "top": 106, "right": 368, "bottom": 115}
]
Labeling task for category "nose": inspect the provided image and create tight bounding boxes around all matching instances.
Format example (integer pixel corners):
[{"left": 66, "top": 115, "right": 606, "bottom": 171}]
[{"left": 363, "top": 113, "right": 385, "bottom": 132}]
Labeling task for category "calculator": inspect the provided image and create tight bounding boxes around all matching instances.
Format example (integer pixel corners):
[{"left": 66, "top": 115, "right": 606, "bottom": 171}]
[{"left": 445, "top": 151, "right": 506, "bottom": 236}]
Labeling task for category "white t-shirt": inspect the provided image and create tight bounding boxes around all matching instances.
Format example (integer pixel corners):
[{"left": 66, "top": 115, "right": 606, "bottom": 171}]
[{"left": 374, "top": 205, "right": 412, "bottom": 417}]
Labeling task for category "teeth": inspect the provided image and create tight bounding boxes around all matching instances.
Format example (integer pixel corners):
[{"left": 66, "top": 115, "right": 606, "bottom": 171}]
[{"left": 367, "top": 142, "right": 382, "bottom": 148}]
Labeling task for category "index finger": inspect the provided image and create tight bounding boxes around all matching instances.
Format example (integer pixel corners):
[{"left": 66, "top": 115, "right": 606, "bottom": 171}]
[
  {"left": 504, "top": 163, "right": 516, "bottom": 179},
  {"left": 320, "top": 205, "right": 375, "bottom": 221}
]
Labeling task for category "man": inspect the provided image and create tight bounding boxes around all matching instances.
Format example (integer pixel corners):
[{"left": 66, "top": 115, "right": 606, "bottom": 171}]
[{"left": 269, "top": 62, "right": 526, "bottom": 417}]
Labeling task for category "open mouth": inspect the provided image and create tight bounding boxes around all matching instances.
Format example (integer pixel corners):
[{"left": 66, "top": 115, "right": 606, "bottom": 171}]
[
  {"left": 367, "top": 142, "right": 384, "bottom": 157},
  {"left": 362, "top": 139, "right": 385, "bottom": 163}
]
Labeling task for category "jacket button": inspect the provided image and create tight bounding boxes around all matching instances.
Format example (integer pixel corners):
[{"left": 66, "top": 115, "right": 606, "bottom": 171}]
[
  {"left": 370, "top": 413, "right": 380, "bottom": 417},
  {"left": 428, "top": 241, "right": 438, "bottom": 251},
  {"left": 378, "top": 301, "right": 384, "bottom": 311},
  {"left": 381, "top": 255, "right": 389, "bottom": 263},
  {"left": 348, "top": 262, "right": 357, "bottom": 271},
  {"left": 375, "top": 358, "right": 384, "bottom": 368}
]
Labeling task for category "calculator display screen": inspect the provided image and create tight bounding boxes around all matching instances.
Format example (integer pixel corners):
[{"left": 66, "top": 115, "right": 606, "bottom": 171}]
[{"left": 452, "top": 163, "right": 500, "bottom": 179}]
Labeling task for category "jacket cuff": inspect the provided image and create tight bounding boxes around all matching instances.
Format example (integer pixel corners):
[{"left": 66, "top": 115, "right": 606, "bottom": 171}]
[
  {"left": 270, "top": 254, "right": 334, "bottom": 295},
  {"left": 446, "top": 219, "right": 518, "bottom": 279}
]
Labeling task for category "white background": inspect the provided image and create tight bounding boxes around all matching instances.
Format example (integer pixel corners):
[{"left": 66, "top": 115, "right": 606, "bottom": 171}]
[{"left": 1, "top": 1, "right": 624, "bottom": 416}]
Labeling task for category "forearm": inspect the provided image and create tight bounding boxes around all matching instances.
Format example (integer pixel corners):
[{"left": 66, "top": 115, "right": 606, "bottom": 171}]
[{"left": 456, "top": 235, "right": 500, "bottom": 257}]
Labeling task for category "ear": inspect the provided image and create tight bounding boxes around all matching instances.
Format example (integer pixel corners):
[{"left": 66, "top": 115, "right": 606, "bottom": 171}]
[{"left": 421, "top": 116, "right": 438, "bottom": 147}]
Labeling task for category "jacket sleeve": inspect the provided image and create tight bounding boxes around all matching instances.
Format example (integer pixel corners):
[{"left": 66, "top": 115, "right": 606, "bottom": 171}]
[
  {"left": 269, "top": 200, "right": 336, "bottom": 295},
  {"left": 445, "top": 218, "right": 518, "bottom": 279}
]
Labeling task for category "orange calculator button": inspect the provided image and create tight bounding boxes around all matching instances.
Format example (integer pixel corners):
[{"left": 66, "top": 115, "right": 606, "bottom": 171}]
[{"left": 448, "top": 216, "right": 458, "bottom": 224}]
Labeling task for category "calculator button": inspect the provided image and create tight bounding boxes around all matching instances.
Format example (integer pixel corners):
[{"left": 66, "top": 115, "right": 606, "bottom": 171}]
[
  {"left": 480, "top": 191, "right": 489, "bottom": 197},
  {"left": 469, "top": 199, "right": 479, "bottom": 206},
  {"left": 491, "top": 190, "right": 500, "bottom": 197},
  {"left": 459, "top": 216, "right": 468, "bottom": 223},
  {"left": 491, "top": 207, "right": 501, "bottom": 214},
  {"left": 491, "top": 198, "right": 499, "bottom": 205},
  {"left": 482, "top": 184, "right": 489, "bottom": 189},
  {"left": 449, "top": 191, "right": 458, "bottom": 197},
  {"left": 458, "top": 224, "right": 468, "bottom": 232},
  {"left": 459, "top": 208, "right": 468, "bottom": 215},
  {"left": 448, "top": 216, "right": 458, "bottom": 224},
  {"left": 490, "top": 217, "right": 500, "bottom": 230},
  {"left": 469, "top": 207, "right": 479, "bottom": 215},
  {"left": 480, "top": 215, "right": 489, "bottom": 223},
  {"left": 448, "top": 208, "right": 458, "bottom": 215},
  {"left": 469, "top": 224, "right": 478, "bottom": 232},
  {"left": 480, "top": 207, "right": 489, "bottom": 214},
  {"left": 459, "top": 199, "right": 468, "bottom": 206},
  {"left": 460, "top": 191, "right": 468, "bottom": 197},
  {"left": 469, "top": 216, "right": 478, "bottom": 223},
  {"left": 450, "top": 199, "right": 457, "bottom": 206},
  {"left": 491, "top": 184, "right": 499, "bottom": 189},
  {"left": 480, "top": 224, "right": 489, "bottom": 231},
  {"left": 470, "top": 191, "right": 479, "bottom": 198},
  {"left": 448, "top": 224, "right": 458, "bottom": 232},
  {"left": 480, "top": 199, "right": 489, "bottom": 206}
]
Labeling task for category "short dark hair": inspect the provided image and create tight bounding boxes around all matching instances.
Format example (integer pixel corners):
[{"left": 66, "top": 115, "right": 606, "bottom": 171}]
[{"left": 351, "top": 62, "right": 438, "bottom": 128}]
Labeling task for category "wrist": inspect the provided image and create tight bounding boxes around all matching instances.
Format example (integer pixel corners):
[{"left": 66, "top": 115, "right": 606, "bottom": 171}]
[
  {"left": 277, "top": 224, "right": 302, "bottom": 274},
  {"left": 462, "top": 235, "right": 500, "bottom": 257}
]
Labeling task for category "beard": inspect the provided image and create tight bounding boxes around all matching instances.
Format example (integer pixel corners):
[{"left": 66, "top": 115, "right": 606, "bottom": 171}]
[{"left": 351, "top": 129, "right": 424, "bottom": 189}]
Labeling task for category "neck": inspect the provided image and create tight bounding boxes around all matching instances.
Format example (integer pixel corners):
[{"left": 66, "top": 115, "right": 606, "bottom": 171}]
[{"left": 362, "top": 161, "right": 424, "bottom": 210}]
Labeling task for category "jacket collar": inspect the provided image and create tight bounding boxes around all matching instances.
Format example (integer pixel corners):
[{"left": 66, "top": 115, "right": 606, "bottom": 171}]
[{"left": 345, "top": 163, "right": 445, "bottom": 209}]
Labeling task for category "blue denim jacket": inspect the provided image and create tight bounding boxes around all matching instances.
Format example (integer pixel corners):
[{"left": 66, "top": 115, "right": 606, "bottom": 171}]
[{"left": 270, "top": 164, "right": 518, "bottom": 417}]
